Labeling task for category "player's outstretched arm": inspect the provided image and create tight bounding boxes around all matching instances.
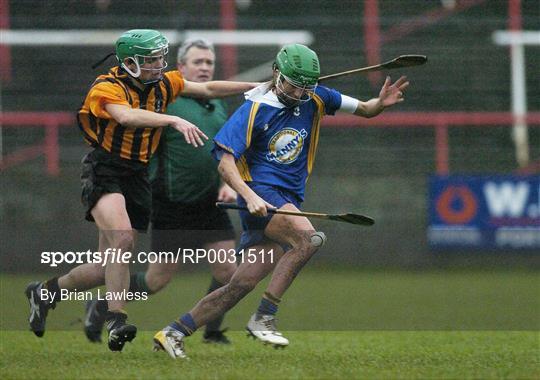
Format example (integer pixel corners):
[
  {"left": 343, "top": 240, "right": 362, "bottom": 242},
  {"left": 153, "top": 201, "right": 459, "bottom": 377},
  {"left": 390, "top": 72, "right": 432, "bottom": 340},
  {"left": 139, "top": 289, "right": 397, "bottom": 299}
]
[
  {"left": 217, "top": 153, "right": 272, "bottom": 216},
  {"left": 353, "top": 75, "right": 409, "bottom": 118},
  {"left": 182, "top": 80, "right": 259, "bottom": 99},
  {"left": 105, "top": 103, "right": 208, "bottom": 147}
]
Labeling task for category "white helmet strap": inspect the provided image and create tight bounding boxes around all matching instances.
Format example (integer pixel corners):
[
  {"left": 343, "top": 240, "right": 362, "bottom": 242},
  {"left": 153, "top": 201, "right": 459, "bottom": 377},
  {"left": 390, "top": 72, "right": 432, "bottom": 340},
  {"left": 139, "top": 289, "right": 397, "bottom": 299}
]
[{"left": 121, "top": 57, "right": 141, "bottom": 78}]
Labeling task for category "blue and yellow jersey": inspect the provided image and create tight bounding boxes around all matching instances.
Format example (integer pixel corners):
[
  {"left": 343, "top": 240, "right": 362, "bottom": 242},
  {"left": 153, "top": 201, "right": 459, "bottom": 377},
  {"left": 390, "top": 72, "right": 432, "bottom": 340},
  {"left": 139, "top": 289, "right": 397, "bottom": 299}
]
[{"left": 213, "top": 85, "right": 342, "bottom": 200}]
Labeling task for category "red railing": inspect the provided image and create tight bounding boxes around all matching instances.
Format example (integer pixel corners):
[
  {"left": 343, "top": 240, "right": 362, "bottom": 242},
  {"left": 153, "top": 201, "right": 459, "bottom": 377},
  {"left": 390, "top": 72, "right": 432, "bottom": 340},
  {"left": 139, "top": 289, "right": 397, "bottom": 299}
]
[
  {"left": 323, "top": 112, "right": 540, "bottom": 175},
  {"left": 1, "top": 111, "right": 539, "bottom": 176},
  {"left": 0, "top": 112, "right": 74, "bottom": 175}
]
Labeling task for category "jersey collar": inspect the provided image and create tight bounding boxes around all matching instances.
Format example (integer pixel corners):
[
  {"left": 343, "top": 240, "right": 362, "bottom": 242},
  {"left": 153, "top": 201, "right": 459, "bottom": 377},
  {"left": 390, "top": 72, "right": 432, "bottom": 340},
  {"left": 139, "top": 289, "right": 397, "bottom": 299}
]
[{"left": 244, "top": 82, "right": 285, "bottom": 109}]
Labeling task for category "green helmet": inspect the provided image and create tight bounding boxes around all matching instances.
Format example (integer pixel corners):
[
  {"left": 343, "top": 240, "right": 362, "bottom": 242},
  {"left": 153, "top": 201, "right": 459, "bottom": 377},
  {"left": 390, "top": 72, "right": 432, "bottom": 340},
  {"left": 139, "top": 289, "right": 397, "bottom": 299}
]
[
  {"left": 115, "top": 29, "right": 169, "bottom": 81},
  {"left": 275, "top": 44, "right": 320, "bottom": 87}
]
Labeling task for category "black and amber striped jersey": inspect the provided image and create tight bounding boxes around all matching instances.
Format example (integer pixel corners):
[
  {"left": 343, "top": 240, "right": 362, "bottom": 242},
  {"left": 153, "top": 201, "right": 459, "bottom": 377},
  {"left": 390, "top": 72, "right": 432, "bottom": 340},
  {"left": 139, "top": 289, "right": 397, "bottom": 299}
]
[{"left": 77, "top": 66, "right": 185, "bottom": 163}]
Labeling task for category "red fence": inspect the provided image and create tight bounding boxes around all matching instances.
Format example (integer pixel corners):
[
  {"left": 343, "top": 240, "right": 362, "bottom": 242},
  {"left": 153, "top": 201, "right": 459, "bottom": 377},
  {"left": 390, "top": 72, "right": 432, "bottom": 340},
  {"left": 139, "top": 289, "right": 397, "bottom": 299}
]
[
  {"left": 325, "top": 112, "right": 540, "bottom": 174},
  {"left": 1, "top": 111, "right": 539, "bottom": 176},
  {"left": 0, "top": 112, "right": 74, "bottom": 175}
]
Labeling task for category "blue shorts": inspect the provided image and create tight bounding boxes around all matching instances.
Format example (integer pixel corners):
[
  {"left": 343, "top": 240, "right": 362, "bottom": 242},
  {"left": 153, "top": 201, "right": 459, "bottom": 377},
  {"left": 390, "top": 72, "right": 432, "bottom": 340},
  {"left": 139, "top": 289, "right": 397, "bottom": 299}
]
[{"left": 237, "top": 182, "right": 302, "bottom": 252}]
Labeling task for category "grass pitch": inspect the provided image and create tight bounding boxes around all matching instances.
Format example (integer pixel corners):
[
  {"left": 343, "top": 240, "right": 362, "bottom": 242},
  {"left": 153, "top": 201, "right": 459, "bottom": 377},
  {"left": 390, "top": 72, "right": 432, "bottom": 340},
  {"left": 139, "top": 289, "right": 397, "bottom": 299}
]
[
  {"left": 1, "top": 331, "right": 537, "bottom": 379},
  {"left": 1, "top": 268, "right": 539, "bottom": 379}
]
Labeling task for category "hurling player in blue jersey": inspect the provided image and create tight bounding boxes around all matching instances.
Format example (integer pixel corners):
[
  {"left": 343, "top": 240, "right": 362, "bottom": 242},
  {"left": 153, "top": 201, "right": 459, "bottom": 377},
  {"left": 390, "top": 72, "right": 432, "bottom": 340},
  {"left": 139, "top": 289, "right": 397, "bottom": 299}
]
[{"left": 153, "top": 44, "right": 409, "bottom": 358}]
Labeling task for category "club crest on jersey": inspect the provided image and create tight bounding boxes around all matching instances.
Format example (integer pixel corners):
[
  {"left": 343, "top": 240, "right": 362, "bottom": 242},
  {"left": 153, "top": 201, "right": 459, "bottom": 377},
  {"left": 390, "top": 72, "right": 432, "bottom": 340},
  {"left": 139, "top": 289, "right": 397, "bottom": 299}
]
[
  {"left": 155, "top": 98, "right": 163, "bottom": 113},
  {"left": 266, "top": 128, "right": 308, "bottom": 164}
]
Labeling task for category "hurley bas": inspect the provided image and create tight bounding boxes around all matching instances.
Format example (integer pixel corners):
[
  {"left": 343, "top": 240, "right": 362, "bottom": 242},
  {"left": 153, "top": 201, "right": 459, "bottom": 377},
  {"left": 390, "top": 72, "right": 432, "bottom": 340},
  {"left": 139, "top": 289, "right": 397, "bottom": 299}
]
[{"left": 40, "top": 288, "right": 148, "bottom": 302}]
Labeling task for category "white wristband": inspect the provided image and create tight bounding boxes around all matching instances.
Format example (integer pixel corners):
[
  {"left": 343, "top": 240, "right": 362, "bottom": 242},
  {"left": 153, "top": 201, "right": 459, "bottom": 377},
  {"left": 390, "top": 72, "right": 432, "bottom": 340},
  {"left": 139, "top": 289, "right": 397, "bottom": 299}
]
[{"left": 339, "top": 95, "right": 360, "bottom": 114}]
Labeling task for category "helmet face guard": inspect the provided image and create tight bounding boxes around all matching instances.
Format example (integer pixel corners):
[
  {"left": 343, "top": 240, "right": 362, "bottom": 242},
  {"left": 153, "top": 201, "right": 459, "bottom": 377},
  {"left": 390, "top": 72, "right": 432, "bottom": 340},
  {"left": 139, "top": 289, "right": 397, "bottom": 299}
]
[
  {"left": 275, "top": 72, "right": 317, "bottom": 108},
  {"left": 121, "top": 47, "right": 169, "bottom": 83},
  {"left": 116, "top": 30, "right": 169, "bottom": 84},
  {"left": 274, "top": 43, "right": 320, "bottom": 107}
]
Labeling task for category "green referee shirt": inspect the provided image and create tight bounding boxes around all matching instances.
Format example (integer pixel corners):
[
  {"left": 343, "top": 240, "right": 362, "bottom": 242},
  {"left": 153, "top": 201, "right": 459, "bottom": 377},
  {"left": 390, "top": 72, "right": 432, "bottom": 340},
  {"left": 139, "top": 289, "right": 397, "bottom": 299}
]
[{"left": 149, "top": 96, "right": 228, "bottom": 204}]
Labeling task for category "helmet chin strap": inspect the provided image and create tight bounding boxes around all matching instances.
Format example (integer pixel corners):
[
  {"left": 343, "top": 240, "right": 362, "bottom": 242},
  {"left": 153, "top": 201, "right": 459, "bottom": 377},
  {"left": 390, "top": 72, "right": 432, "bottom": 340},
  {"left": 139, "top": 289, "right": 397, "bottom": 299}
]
[{"left": 121, "top": 57, "right": 141, "bottom": 78}]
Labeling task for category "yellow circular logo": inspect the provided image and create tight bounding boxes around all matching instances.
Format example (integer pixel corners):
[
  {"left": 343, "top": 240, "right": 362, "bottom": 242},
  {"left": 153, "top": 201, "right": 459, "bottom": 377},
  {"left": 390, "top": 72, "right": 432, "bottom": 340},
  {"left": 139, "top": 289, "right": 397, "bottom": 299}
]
[{"left": 266, "top": 128, "right": 308, "bottom": 164}]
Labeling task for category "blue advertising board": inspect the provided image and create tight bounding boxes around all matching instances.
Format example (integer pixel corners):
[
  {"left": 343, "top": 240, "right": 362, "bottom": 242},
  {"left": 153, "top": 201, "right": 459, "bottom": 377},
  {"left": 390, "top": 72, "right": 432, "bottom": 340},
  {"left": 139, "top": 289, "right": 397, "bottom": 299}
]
[{"left": 428, "top": 175, "right": 540, "bottom": 249}]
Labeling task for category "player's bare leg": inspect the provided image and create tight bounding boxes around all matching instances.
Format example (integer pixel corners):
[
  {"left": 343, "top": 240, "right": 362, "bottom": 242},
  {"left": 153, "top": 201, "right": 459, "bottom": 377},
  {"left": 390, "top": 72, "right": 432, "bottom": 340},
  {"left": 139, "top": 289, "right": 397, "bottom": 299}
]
[
  {"left": 91, "top": 194, "right": 134, "bottom": 311},
  {"left": 25, "top": 206, "right": 125, "bottom": 338},
  {"left": 153, "top": 241, "right": 283, "bottom": 358},
  {"left": 206, "top": 240, "right": 237, "bottom": 285},
  {"left": 90, "top": 193, "right": 137, "bottom": 351},
  {"left": 58, "top": 231, "right": 108, "bottom": 290},
  {"left": 263, "top": 203, "right": 320, "bottom": 298},
  {"left": 246, "top": 203, "right": 320, "bottom": 347},
  {"left": 144, "top": 261, "right": 179, "bottom": 293},
  {"left": 189, "top": 240, "right": 280, "bottom": 326},
  {"left": 81, "top": 231, "right": 120, "bottom": 343},
  {"left": 203, "top": 239, "right": 237, "bottom": 344}
]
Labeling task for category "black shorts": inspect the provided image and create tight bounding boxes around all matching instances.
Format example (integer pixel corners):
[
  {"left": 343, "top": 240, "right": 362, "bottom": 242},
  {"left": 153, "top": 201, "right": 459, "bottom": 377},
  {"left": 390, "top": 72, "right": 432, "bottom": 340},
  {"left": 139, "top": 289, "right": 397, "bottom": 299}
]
[
  {"left": 151, "top": 192, "right": 236, "bottom": 250},
  {"left": 81, "top": 148, "right": 151, "bottom": 231}
]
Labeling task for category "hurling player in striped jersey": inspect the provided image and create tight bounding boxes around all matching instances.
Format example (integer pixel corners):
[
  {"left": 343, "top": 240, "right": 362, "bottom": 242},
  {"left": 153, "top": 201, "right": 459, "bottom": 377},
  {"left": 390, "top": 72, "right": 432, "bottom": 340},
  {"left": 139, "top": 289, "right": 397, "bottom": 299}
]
[{"left": 25, "top": 29, "right": 257, "bottom": 353}]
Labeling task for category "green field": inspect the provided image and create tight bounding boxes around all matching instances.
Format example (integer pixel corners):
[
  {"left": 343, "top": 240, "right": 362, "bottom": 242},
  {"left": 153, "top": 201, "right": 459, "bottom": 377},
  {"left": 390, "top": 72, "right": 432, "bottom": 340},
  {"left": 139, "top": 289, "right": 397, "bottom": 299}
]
[
  {"left": 1, "top": 331, "right": 537, "bottom": 379},
  {"left": 1, "top": 268, "right": 539, "bottom": 378}
]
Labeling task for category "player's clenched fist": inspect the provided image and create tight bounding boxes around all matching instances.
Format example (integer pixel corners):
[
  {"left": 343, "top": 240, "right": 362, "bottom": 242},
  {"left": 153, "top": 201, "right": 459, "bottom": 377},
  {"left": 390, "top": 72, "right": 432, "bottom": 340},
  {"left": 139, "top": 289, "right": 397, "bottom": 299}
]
[
  {"left": 246, "top": 195, "right": 272, "bottom": 217},
  {"left": 170, "top": 117, "right": 209, "bottom": 147}
]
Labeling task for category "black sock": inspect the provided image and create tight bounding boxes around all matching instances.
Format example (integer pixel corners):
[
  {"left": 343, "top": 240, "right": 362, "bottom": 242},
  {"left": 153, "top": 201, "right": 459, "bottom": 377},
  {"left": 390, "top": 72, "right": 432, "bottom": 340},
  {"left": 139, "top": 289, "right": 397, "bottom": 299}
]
[
  {"left": 44, "top": 277, "right": 61, "bottom": 306},
  {"left": 204, "top": 277, "right": 225, "bottom": 333},
  {"left": 96, "top": 297, "right": 108, "bottom": 314},
  {"left": 129, "top": 272, "right": 154, "bottom": 294}
]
